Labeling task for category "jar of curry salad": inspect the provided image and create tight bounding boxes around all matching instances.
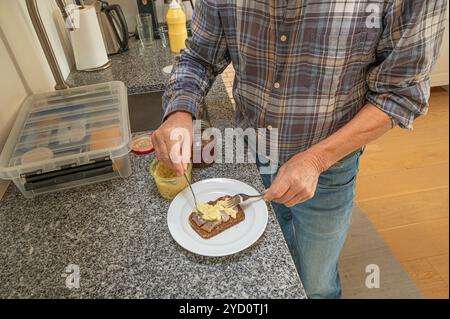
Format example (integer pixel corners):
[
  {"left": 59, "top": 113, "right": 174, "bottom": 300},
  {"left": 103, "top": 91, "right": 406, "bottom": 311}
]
[{"left": 149, "top": 159, "right": 192, "bottom": 200}]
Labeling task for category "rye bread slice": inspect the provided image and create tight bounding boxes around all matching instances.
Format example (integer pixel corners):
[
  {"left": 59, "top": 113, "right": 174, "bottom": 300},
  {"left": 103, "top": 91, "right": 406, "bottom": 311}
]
[{"left": 189, "top": 195, "right": 245, "bottom": 239}]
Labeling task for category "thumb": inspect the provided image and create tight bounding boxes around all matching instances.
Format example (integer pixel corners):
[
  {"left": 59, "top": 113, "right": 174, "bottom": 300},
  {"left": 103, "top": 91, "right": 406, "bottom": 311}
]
[
  {"left": 263, "top": 188, "right": 276, "bottom": 202},
  {"left": 263, "top": 177, "right": 289, "bottom": 202}
]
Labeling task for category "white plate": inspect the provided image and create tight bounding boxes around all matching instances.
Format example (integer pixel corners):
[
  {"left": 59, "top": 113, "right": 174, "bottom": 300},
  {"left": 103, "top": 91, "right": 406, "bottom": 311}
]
[{"left": 167, "top": 178, "right": 268, "bottom": 257}]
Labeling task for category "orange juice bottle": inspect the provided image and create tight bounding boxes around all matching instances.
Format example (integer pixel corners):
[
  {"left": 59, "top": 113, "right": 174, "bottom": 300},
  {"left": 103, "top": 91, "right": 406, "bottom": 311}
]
[{"left": 166, "top": 0, "right": 188, "bottom": 53}]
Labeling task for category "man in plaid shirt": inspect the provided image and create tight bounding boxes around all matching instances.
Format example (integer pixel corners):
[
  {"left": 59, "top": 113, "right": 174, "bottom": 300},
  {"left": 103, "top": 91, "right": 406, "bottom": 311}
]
[{"left": 153, "top": 0, "right": 447, "bottom": 298}]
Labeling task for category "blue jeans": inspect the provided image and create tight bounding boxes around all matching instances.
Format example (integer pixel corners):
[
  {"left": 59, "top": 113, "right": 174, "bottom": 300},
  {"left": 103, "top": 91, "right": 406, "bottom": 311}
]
[{"left": 258, "top": 149, "right": 363, "bottom": 299}]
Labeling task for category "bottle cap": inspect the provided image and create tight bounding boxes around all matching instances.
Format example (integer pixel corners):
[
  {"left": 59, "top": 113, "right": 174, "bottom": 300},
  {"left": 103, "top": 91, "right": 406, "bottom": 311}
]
[{"left": 170, "top": 0, "right": 181, "bottom": 9}]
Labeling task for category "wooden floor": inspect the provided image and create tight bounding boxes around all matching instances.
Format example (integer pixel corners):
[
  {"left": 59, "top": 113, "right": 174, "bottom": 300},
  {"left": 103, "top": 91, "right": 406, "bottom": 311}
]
[
  {"left": 222, "top": 66, "right": 449, "bottom": 298},
  {"left": 356, "top": 87, "right": 449, "bottom": 299}
]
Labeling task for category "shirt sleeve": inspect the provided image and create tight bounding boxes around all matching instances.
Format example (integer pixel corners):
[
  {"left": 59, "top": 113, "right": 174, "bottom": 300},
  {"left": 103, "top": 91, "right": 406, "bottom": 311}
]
[
  {"left": 366, "top": 0, "right": 447, "bottom": 129},
  {"left": 162, "top": 0, "right": 231, "bottom": 120}
]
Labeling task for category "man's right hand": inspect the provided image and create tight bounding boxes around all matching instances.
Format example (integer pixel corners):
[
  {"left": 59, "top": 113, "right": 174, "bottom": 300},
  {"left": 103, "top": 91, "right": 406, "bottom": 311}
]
[{"left": 151, "top": 111, "right": 193, "bottom": 176}]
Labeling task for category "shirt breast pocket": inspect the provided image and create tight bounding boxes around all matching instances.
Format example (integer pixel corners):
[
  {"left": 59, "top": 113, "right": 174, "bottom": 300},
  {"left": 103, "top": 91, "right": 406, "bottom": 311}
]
[{"left": 305, "top": 32, "right": 377, "bottom": 94}]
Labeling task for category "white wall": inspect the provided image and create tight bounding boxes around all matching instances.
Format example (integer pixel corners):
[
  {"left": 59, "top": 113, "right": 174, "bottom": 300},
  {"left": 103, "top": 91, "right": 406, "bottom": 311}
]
[
  {"left": 0, "top": 0, "right": 75, "bottom": 199},
  {"left": 430, "top": 4, "right": 449, "bottom": 87},
  {"left": 0, "top": 29, "right": 30, "bottom": 198},
  {"left": 0, "top": 31, "right": 30, "bottom": 147},
  {"left": 0, "top": 0, "right": 74, "bottom": 92}
]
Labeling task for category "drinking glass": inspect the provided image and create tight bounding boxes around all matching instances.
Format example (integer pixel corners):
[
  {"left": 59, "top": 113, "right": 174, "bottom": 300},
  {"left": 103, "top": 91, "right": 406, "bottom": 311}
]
[{"left": 136, "top": 13, "right": 155, "bottom": 48}]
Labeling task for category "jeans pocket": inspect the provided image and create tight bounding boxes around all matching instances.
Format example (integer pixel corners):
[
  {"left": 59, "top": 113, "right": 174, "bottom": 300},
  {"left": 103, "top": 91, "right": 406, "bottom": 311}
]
[
  {"left": 317, "top": 150, "right": 362, "bottom": 190},
  {"left": 317, "top": 173, "right": 357, "bottom": 190}
]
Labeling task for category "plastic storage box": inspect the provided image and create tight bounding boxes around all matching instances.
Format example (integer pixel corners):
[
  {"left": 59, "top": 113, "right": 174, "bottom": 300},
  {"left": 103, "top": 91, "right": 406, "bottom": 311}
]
[{"left": 0, "top": 81, "right": 132, "bottom": 198}]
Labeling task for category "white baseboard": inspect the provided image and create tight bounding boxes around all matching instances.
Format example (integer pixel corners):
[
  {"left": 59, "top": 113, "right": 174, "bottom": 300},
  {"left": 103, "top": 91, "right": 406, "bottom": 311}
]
[{"left": 431, "top": 72, "right": 449, "bottom": 87}]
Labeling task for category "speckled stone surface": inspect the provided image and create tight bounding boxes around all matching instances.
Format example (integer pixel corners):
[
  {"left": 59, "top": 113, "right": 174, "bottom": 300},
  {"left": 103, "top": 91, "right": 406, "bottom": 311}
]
[
  {"left": 0, "top": 40, "right": 306, "bottom": 299},
  {"left": 67, "top": 40, "right": 174, "bottom": 94}
]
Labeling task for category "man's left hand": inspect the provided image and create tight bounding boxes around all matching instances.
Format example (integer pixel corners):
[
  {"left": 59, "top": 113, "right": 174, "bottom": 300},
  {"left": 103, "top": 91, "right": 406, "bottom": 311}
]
[{"left": 263, "top": 152, "right": 324, "bottom": 207}]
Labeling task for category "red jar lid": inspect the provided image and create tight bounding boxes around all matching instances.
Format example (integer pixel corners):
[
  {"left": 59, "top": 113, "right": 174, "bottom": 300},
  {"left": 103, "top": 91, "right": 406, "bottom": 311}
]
[{"left": 132, "top": 134, "right": 154, "bottom": 155}]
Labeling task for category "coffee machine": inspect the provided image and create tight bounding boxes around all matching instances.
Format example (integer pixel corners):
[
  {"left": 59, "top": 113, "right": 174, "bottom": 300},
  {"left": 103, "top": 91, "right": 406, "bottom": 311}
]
[{"left": 136, "top": 0, "right": 194, "bottom": 39}]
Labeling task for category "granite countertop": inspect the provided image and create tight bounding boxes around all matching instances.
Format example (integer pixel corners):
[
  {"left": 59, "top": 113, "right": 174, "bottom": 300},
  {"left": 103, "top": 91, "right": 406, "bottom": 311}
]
[
  {"left": 67, "top": 40, "right": 174, "bottom": 94},
  {"left": 0, "top": 40, "right": 306, "bottom": 299}
]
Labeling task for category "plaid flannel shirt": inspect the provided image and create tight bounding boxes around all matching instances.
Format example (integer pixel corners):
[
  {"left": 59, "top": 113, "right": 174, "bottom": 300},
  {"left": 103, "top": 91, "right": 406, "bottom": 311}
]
[{"left": 163, "top": 0, "right": 447, "bottom": 163}]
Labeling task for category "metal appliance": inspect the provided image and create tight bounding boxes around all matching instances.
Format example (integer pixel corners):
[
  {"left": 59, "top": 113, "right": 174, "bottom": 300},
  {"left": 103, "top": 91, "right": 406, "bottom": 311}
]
[{"left": 95, "top": 1, "right": 129, "bottom": 55}]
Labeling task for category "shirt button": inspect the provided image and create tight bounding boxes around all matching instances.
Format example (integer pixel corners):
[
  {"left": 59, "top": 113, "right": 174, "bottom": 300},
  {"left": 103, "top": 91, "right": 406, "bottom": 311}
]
[
  {"left": 280, "top": 35, "right": 287, "bottom": 42},
  {"left": 273, "top": 82, "right": 280, "bottom": 89},
  {"left": 267, "top": 125, "right": 273, "bottom": 131}
]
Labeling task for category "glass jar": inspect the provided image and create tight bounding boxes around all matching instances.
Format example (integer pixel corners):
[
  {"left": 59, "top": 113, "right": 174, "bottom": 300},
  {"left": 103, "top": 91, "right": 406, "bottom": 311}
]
[{"left": 149, "top": 159, "right": 192, "bottom": 200}]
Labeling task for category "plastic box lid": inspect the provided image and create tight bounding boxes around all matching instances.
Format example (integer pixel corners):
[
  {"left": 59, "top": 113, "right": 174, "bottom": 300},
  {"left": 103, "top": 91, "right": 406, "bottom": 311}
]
[{"left": 0, "top": 81, "right": 131, "bottom": 180}]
